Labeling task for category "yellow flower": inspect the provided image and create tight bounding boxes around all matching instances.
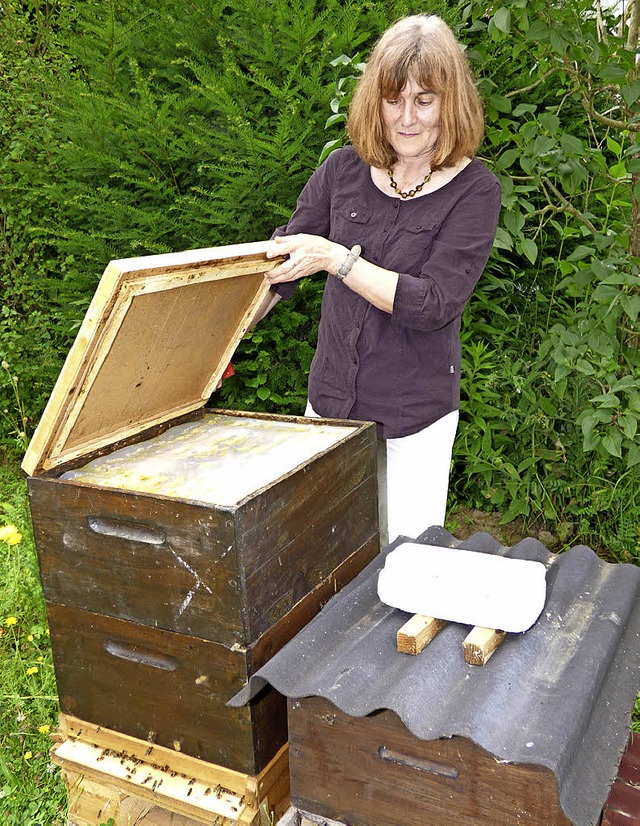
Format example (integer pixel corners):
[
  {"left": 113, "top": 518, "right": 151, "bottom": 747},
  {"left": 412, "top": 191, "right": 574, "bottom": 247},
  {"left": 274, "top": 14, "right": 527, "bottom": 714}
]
[
  {"left": 24, "top": 751, "right": 33, "bottom": 760},
  {"left": 27, "top": 634, "right": 34, "bottom": 641},
  {"left": 38, "top": 724, "right": 50, "bottom": 734},
  {"left": 26, "top": 666, "right": 39, "bottom": 676},
  {"left": 37, "top": 656, "right": 44, "bottom": 662},
  {"left": 0, "top": 525, "right": 22, "bottom": 546},
  {"left": 5, "top": 616, "right": 18, "bottom": 627}
]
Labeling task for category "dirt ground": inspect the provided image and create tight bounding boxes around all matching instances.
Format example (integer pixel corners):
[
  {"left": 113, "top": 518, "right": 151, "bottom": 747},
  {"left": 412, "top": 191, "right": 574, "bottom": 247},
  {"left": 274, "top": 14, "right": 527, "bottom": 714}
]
[{"left": 445, "top": 505, "right": 561, "bottom": 551}]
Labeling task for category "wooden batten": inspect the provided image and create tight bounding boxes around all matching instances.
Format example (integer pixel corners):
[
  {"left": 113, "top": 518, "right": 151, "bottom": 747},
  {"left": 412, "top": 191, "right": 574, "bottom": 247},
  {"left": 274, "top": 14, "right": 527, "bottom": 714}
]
[
  {"left": 53, "top": 714, "right": 289, "bottom": 826},
  {"left": 397, "top": 614, "right": 447, "bottom": 655},
  {"left": 22, "top": 242, "right": 282, "bottom": 477},
  {"left": 463, "top": 627, "right": 507, "bottom": 666}
]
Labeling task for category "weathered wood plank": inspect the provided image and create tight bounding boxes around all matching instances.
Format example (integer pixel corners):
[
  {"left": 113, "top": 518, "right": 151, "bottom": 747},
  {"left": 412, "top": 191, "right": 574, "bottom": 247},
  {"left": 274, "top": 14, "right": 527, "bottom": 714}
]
[
  {"left": 236, "top": 425, "right": 378, "bottom": 578},
  {"left": 243, "top": 475, "right": 378, "bottom": 642},
  {"left": 250, "top": 538, "right": 379, "bottom": 671}
]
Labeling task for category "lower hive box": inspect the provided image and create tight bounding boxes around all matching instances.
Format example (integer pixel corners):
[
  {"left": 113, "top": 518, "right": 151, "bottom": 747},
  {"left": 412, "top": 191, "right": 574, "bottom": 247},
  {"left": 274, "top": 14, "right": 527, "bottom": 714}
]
[
  {"left": 231, "top": 528, "right": 640, "bottom": 825},
  {"left": 21, "top": 242, "right": 379, "bottom": 775}
]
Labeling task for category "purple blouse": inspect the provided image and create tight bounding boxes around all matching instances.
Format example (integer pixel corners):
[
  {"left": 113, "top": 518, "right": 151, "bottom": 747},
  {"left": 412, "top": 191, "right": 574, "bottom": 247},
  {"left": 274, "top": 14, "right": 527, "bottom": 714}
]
[{"left": 273, "top": 146, "right": 501, "bottom": 439}]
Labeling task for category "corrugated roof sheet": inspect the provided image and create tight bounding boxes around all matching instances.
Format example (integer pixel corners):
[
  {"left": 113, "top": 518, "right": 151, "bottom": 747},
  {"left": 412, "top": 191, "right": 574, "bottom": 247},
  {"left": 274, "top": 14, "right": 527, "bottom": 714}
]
[{"left": 230, "top": 527, "right": 640, "bottom": 826}]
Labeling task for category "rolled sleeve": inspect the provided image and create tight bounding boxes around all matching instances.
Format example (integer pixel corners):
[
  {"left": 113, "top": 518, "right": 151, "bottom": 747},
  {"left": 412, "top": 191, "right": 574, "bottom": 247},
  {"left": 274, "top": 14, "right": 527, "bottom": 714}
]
[
  {"left": 392, "top": 177, "right": 501, "bottom": 331},
  {"left": 270, "top": 151, "right": 342, "bottom": 300}
]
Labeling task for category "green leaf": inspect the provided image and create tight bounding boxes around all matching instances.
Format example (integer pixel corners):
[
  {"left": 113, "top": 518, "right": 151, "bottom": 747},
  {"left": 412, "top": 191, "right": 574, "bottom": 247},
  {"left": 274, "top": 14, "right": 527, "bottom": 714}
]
[
  {"left": 602, "top": 430, "right": 623, "bottom": 458},
  {"left": 256, "top": 386, "right": 271, "bottom": 400},
  {"left": 589, "top": 393, "right": 619, "bottom": 407},
  {"left": 549, "top": 29, "right": 568, "bottom": 54},
  {"left": 492, "top": 7, "right": 511, "bottom": 33},
  {"left": 501, "top": 498, "right": 530, "bottom": 522},
  {"left": 620, "top": 295, "right": 640, "bottom": 324},
  {"left": 330, "top": 54, "right": 355, "bottom": 66},
  {"left": 606, "top": 135, "right": 622, "bottom": 155},
  {"left": 560, "top": 134, "right": 584, "bottom": 154},
  {"left": 539, "top": 112, "right": 560, "bottom": 134},
  {"left": 493, "top": 226, "right": 513, "bottom": 250},
  {"left": 554, "top": 364, "right": 572, "bottom": 381},
  {"left": 495, "top": 148, "right": 520, "bottom": 170},
  {"left": 576, "top": 358, "right": 596, "bottom": 375},
  {"left": 512, "top": 103, "right": 537, "bottom": 116},
  {"left": 504, "top": 209, "right": 525, "bottom": 235},
  {"left": 619, "top": 414, "right": 638, "bottom": 440},
  {"left": 567, "top": 245, "right": 595, "bottom": 262},
  {"left": 599, "top": 64, "right": 629, "bottom": 83},
  {"left": 490, "top": 94, "right": 512, "bottom": 113},
  {"left": 519, "top": 237, "right": 538, "bottom": 264},
  {"left": 627, "top": 443, "right": 640, "bottom": 467},
  {"left": 318, "top": 139, "right": 342, "bottom": 164},
  {"left": 526, "top": 20, "right": 550, "bottom": 42},
  {"left": 620, "top": 79, "right": 640, "bottom": 108},
  {"left": 612, "top": 375, "right": 638, "bottom": 392},
  {"left": 609, "top": 161, "right": 627, "bottom": 178},
  {"left": 324, "top": 113, "right": 346, "bottom": 128}
]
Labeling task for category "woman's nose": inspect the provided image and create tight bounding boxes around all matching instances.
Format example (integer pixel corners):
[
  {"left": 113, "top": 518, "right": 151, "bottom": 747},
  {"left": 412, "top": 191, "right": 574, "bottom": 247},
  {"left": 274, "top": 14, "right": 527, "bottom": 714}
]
[{"left": 401, "top": 101, "right": 416, "bottom": 125}]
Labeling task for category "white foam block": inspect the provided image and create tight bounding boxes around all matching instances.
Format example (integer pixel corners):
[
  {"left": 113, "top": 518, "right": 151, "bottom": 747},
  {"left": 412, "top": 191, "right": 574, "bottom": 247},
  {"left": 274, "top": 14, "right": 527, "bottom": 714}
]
[{"left": 377, "top": 543, "right": 547, "bottom": 633}]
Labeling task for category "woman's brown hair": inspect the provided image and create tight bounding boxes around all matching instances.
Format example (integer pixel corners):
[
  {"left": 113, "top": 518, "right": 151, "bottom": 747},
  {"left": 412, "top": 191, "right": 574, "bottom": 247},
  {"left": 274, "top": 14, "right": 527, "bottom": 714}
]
[{"left": 347, "top": 15, "right": 484, "bottom": 170}]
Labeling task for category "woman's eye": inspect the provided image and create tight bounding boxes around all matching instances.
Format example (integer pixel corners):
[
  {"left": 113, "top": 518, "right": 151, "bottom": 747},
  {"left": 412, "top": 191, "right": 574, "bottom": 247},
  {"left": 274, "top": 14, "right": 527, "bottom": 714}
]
[{"left": 385, "top": 98, "right": 400, "bottom": 105}]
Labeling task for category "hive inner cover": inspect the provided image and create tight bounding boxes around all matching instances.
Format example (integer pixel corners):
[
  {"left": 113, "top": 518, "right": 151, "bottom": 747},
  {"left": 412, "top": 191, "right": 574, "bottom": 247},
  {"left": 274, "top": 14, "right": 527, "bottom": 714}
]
[{"left": 61, "top": 413, "right": 354, "bottom": 505}]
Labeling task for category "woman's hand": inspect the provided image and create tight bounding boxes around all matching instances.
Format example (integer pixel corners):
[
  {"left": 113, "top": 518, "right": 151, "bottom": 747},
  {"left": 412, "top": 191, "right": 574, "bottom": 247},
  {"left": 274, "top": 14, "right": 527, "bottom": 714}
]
[{"left": 265, "top": 234, "right": 345, "bottom": 284}]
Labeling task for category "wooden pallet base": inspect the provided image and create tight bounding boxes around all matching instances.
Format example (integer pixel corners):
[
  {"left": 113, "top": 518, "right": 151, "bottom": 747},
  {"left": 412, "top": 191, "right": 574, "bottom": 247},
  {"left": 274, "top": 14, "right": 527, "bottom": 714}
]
[{"left": 52, "top": 714, "right": 289, "bottom": 826}]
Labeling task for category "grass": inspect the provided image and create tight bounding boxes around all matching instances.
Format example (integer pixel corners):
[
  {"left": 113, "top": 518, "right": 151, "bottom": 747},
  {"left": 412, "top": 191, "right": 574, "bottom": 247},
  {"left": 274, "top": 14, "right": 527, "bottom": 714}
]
[
  {"left": 0, "top": 457, "right": 66, "bottom": 825},
  {"left": 0, "top": 452, "right": 637, "bottom": 824}
]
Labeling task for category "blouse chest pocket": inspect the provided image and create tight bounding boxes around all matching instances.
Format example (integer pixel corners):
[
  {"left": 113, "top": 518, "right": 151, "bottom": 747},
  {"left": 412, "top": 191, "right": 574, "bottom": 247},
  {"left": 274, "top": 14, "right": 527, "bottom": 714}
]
[
  {"left": 330, "top": 203, "right": 374, "bottom": 247},
  {"left": 392, "top": 215, "right": 443, "bottom": 272},
  {"left": 403, "top": 215, "right": 442, "bottom": 237}
]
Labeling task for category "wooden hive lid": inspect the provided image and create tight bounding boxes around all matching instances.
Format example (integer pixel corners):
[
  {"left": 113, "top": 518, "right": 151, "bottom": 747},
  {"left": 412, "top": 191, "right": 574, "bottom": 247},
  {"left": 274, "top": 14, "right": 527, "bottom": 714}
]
[{"left": 22, "top": 241, "right": 280, "bottom": 476}]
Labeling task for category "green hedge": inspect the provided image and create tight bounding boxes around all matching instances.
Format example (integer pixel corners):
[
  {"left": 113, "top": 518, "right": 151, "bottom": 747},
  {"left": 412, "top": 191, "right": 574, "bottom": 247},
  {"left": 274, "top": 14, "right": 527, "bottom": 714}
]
[{"left": 1, "top": 0, "right": 638, "bottom": 559}]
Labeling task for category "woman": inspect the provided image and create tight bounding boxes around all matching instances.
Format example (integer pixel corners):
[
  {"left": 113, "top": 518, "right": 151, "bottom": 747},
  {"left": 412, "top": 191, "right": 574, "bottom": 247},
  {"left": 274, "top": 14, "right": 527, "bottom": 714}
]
[{"left": 257, "top": 14, "right": 501, "bottom": 544}]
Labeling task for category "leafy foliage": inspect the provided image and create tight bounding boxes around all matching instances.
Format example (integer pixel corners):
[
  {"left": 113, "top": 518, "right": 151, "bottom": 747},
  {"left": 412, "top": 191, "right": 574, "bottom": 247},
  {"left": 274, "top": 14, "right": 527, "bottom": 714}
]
[
  {"left": 454, "top": 0, "right": 640, "bottom": 560},
  {"left": 1, "top": 0, "right": 639, "bottom": 562}
]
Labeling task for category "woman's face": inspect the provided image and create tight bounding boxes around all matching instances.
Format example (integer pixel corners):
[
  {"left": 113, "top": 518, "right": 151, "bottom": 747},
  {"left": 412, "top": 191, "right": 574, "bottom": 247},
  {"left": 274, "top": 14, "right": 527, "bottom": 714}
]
[{"left": 381, "top": 76, "right": 441, "bottom": 165}]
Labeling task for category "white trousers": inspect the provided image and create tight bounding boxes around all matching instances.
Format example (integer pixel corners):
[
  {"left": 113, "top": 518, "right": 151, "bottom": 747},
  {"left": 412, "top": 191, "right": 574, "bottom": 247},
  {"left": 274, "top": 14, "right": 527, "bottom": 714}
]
[{"left": 304, "top": 403, "right": 459, "bottom": 547}]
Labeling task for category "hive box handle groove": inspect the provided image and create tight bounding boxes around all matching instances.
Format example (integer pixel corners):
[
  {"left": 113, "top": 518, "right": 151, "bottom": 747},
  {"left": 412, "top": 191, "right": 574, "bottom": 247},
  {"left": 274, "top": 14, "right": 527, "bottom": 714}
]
[
  {"left": 88, "top": 516, "right": 166, "bottom": 545},
  {"left": 378, "top": 746, "right": 459, "bottom": 779},
  {"left": 105, "top": 640, "right": 179, "bottom": 671}
]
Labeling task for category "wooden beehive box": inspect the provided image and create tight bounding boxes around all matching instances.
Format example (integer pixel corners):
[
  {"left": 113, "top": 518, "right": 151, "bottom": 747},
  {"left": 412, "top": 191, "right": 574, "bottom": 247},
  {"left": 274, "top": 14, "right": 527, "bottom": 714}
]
[
  {"left": 22, "top": 241, "right": 379, "bottom": 776},
  {"left": 288, "top": 697, "right": 571, "bottom": 826}
]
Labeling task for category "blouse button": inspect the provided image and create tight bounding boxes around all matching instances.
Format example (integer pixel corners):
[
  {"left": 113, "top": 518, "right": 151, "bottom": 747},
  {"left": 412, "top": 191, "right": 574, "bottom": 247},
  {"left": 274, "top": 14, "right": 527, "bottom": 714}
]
[{"left": 350, "top": 212, "right": 357, "bottom": 218}]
